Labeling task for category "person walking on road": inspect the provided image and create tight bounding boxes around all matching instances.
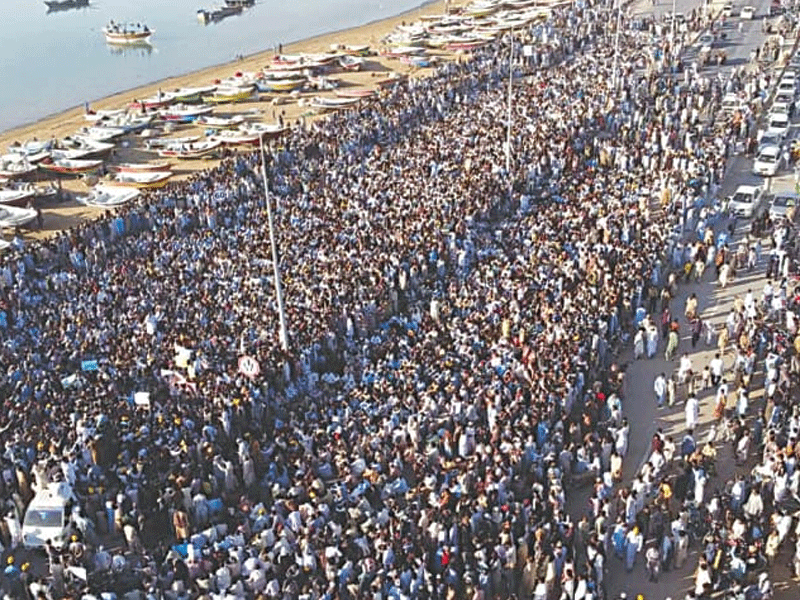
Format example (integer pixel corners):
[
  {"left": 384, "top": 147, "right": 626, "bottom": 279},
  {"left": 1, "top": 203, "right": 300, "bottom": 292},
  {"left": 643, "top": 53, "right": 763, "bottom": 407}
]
[
  {"left": 665, "top": 327, "right": 679, "bottom": 361},
  {"left": 686, "top": 393, "right": 699, "bottom": 432},
  {"left": 654, "top": 373, "right": 667, "bottom": 408}
]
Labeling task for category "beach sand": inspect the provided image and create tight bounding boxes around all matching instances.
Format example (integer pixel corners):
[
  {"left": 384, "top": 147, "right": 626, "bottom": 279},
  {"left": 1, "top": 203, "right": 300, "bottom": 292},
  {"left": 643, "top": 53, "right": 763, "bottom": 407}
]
[{"left": 0, "top": 0, "right": 461, "bottom": 240}]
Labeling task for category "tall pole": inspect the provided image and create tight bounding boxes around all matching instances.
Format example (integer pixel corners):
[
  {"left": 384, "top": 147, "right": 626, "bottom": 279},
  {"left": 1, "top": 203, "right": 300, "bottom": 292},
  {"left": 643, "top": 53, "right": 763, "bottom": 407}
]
[
  {"left": 505, "top": 28, "right": 514, "bottom": 182},
  {"left": 260, "top": 134, "right": 289, "bottom": 352}
]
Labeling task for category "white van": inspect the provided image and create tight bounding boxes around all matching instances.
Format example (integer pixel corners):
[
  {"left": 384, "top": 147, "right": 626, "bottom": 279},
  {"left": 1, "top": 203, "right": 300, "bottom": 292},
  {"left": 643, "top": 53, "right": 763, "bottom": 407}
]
[{"left": 22, "top": 481, "right": 75, "bottom": 549}]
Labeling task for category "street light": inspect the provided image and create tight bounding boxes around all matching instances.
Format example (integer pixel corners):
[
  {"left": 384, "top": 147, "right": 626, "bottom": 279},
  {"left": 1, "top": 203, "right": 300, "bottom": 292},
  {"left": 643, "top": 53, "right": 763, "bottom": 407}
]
[
  {"left": 612, "top": 0, "right": 622, "bottom": 90},
  {"left": 259, "top": 134, "right": 289, "bottom": 352},
  {"left": 505, "top": 27, "right": 515, "bottom": 181}
]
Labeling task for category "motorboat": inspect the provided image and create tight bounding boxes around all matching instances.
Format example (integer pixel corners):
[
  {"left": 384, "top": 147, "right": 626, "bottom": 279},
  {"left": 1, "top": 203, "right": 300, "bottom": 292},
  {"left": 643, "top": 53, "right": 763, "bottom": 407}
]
[
  {"left": 0, "top": 158, "right": 37, "bottom": 180},
  {"left": 38, "top": 158, "right": 103, "bottom": 175},
  {"left": 338, "top": 55, "right": 364, "bottom": 71},
  {"left": 111, "top": 161, "right": 173, "bottom": 173},
  {"left": 76, "top": 126, "right": 127, "bottom": 142},
  {"left": 7, "top": 139, "right": 53, "bottom": 157},
  {"left": 156, "top": 140, "right": 222, "bottom": 159},
  {"left": 167, "top": 85, "right": 218, "bottom": 103},
  {"left": 202, "top": 86, "right": 255, "bottom": 104},
  {"left": 238, "top": 123, "right": 287, "bottom": 138},
  {"left": 2, "top": 150, "right": 51, "bottom": 164},
  {"left": 45, "top": 0, "right": 89, "bottom": 11},
  {"left": 104, "top": 170, "right": 173, "bottom": 188},
  {"left": 0, "top": 205, "right": 37, "bottom": 229},
  {"left": 103, "top": 21, "right": 153, "bottom": 45},
  {"left": 208, "top": 130, "right": 260, "bottom": 146},
  {"left": 304, "top": 96, "right": 361, "bottom": 113},
  {"left": 197, "top": 5, "right": 243, "bottom": 24},
  {"left": 144, "top": 135, "right": 201, "bottom": 150},
  {"left": 334, "top": 87, "right": 377, "bottom": 99},
  {"left": 53, "top": 136, "right": 115, "bottom": 158},
  {"left": 0, "top": 189, "right": 36, "bottom": 208},
  {"left": 129, "top": 95, "right": 173, "bottom": 111},
  {"left": 84, "top": 108, "right": 128, "bottom": 123},
  {"left": 263, "top": 78, "right": 305, "bottom": 93},
  {"left": 159, "top": 104, "right": 214, "bottom": 122},
  {"left": 77, "top": 186, "right": 140, "bottom": 208},
  {"left": 195, "top": 114, "right": 246, "bottom": 129}
]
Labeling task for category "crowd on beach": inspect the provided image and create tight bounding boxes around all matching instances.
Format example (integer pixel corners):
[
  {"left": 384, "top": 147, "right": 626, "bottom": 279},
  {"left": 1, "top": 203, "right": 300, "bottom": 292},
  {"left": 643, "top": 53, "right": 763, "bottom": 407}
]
[{"left": 0, "top": 0, "right": 799, "bottom": 599}]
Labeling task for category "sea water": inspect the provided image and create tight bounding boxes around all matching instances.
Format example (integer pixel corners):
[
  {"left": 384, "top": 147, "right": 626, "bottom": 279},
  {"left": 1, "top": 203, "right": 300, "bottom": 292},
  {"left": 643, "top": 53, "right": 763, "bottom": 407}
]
[{"left": 0, "top": 0, "right": 431, "bottom": 133}]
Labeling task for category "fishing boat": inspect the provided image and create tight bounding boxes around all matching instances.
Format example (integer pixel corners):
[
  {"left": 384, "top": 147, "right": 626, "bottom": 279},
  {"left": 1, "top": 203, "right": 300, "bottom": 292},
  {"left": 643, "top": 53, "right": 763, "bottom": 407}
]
[
  {"left": 104, "top": 171, "right": 173, "bottom": 189},
  {"left": 45, "top": 0, "right": 89, "bottom": 10},
  {"left": 0, "top": 205, "right": 37, "bottom": 229},
  {"left": 53, "top": 136, "right": 115, "bottom": 158},
  {"left": 77, "top": 186, "right": 140, "bottom": 208},
  {"left": 334, "top": 87, "right": 377, "bottom": 99},
  {"left": 159, "top": 104, "right": 214, "bottom": 122},
  {"left": 111, "top": 161, "right": 173, "bottom": 173},
  {"left": 103, "top": 21, "right": 153, "bottom": 45},
  {"left": 197, "top": 5, "right": 243, "bottom": 24},
  {"left": 157, "top": 140, "right": 222, "bottom": 159},
  {"left": 167, "top": 85, "right": 218, "bottom": 103},
  {"left": 129, "top": 95, "right": 173, "bottom": 111},
  {"left": 224, "top": 0, "right": 254, "bottom": 6},
  {"left": 304, "top": 96, "right": 361, "bottom": 114},
  {"left": 263, "top": 78, "right": 305, "bottom": 93},
  {"left": 375, "top": 73, "right": 408, "bottom": 88},
  {"left": 195, "top": 115, "right": 246, "bottom": 129},
  {"left": 338, "top": 55, "right": 364, "bottom": 71},
  {"left": 144, "top": 135, "right": 201, "bottom": 150},
  {"left": 445, "top": 39, "right": 491, "bottom": 51},
  {"left": 7, "top": 140, "right": 53, "bottom": 157},
  {"left": 208, "top": 130, "right": 260, "bottom": 146},
  {"left": 38, "top": 158, "right": 103, "bottom": 175},
  {"left": 0, "top": 189, "right": 36, "bottom": 208},
  {"left": 84, "top": 108, "right": 128, "bottom": 123},
  {"left": 0, "top": 159, "right": 37, "bottom": 180},
  {"left": 238, "top": 123, "right": 287, "bottom": 138},
  {"left": 75, "top": 126, "right": 127, "bottom": 142},
  {"left": 343, "top": 44, "right": 371, "bottom": 56},
  {"left": 202, "top": 86, "right": 255, "bottom": 104}
]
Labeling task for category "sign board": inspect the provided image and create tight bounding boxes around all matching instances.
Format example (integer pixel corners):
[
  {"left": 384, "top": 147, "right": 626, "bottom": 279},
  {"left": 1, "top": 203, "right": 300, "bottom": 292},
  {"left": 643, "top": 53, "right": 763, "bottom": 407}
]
[
  {"left": 81, "top": 359, "right": 98, "bottom": 372},
  {"left": 523, "top": 45, "right": 534, "bottom": 57},
  {"left": 238, "top": 355, "right": 260, "bottom": 378}
]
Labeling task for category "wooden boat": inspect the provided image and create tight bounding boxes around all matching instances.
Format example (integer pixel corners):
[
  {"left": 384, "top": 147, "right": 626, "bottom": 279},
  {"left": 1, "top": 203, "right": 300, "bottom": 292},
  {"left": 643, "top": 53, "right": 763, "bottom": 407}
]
[
  {"left": 8, "top": 140, "right": 53, "bottom": 156},
  {"left": 343, "top": 44, "right": 371, "bottom": 56},
  {"left": 338, "top": 55, "right": 364, "bottom": 71},
  {"left": 167, "top": 85, "right": 218, "bottom": 103},
  {"left": 54, "top": 136, "right": 114, "bottom": 157},
  {"left": 334, "top": 87, "right": 377, "bottom": 99},
  {"left": 111, "top": 161, "right": 173, "bottom": 173},
  {"left": 0, "top": 189, "right": 36, "bottom": 207},
  {"left": 103, "top": 21, "right": 153, "bottom": 45},
  {"left": 0, "top": 160, "right": 37, "bottom": 180},
  {"left": 157, "top": 140, "right": 221, "bottom": 159},
  {"left": 0, "top": 205, "right": 37, "bottom": 229},
  {"left": 104, "top": 171, "right": 173, "bottom": 189},
  {"left": 77, "top": 186, "right": 140, "bottom": 208},
  {"left": 145, "top": 135, "right": 201, "bottom": 150},
  {"left": 197, "top": 5, "right": 242, "bottom": 24},
  {"left": 76, "top": 126, "right": 127, "bottom": 142},
  {"left": 84, "top": 108, "right": 128, "bottom": 123},
  {"left": 208, "top": 130, "right": 260, "bottom": 146},
  {"left": 445, "top": 39, "right": 490, "bottom": 51},
  {"left": 305, "top": 96, "right": 361, "bottom": 113},
  {"left": 375, "top": 73, "right": 408, "bottom": 88},
  {"left": 238, "top": 123, "right": 287, "bottom": 138},
  {"left": 38, "top": 158, "right": 102, "bottom": 175},
  {"left": 159, "top": 104, "right": 214, "bottom": 122},
  {"left": 195, "top": 115, "right": 246, "bottom": 129},
  {"left": 45, "top": 0, "right": 89, "bottom": 10},
  {"left": 202, "top": 86, "right": 254, "bottom": 104},
  {"left": 3, "top": 150, "right": 51, "bottom": 164},
  {"left": 129, "top": 95, "right": 172, "bottom": 110},
  {"left": 264, "top": 79, "right": 305, "bottom": 93}
]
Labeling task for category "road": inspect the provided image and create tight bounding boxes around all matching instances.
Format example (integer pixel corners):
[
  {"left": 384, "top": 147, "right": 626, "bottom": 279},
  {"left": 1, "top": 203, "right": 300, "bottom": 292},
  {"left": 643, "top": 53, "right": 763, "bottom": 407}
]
[{"left": 566, "top": 0, "right": 800, "bottom": 599}]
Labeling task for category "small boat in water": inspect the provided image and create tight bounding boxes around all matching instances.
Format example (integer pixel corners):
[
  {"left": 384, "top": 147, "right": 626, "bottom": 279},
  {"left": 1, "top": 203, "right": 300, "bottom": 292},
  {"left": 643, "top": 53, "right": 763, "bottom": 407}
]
[
  {"left": 157, "top": 140, "right": 222, "bottom": 159},
  {"left": 77, "top": 186, "right": 140, "bottom": 208},
  {"left": 0, "top": 205, "right": 37, "bottom": 229},
  {"left": 104, "top": 170, "right": 173, "bottom": 189},
  {"left": 111, "top": 161, "right": 173, "bottom": 173},
  {"left": 197, "top": 5, "right": 243, "bottom": 24},
  {"left": 45, "top": 0, "right": 89, "bottom": 11},
  {"left": 39, "top": 158, "right": 103, "bottom": 175},
  {"left": 103, "top": 21, "right": 153, "bottom": 45}
]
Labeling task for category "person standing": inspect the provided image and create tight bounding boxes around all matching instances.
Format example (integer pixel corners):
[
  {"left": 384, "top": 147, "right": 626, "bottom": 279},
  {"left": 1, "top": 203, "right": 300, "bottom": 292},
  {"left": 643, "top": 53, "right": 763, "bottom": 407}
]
[
  {"left": 654, "top": 373, "right": 667, "bottom": 408},
  {"left": 685, "top": 394, "right": 699, "bottom": 432}
]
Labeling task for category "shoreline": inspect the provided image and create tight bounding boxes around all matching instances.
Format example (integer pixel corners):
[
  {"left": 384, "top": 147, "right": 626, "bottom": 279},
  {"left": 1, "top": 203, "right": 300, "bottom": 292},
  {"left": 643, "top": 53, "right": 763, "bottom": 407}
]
[{"left": 0, "top": 0, "right": 447, "bottom": 138}]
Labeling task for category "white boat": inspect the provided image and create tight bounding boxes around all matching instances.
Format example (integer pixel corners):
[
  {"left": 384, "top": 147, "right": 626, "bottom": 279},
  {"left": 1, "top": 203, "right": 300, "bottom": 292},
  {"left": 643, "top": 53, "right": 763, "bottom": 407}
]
[
  {"left": 157, "top": 140, "right": 222, "bottom": 159},
  {"left": 159, "top": 104, "right": 215, "bottom": 122},
  {"left": 195, "top": 114, "right": 246, "bottom": 129},
  {"left": 167, "top": 85, "right": 218, "bottom": 103},
  {"left": 53, "top": 136, "right": 115, "bottom": 157},
  {"left": 38, "top": 158, "right": 103, "bottom": 175},
  {"left": 103, "top": 21, "right": 153, "bottom": 45},
  {"left": 144, "top": 135, "right": 201, "bottom": 150},
  {"left": 208, "top": 130, "right": 260, "bottom": 146},
  {"left": 84, "top": 108, "right": 128, "bottom": 123},
  {"left": 111, "top": 160, "right": 172, "bottom": 173},
  {"left": 104, "top": 170, "right": 173, "bottom": 188},
  {"left": 304, "top": 96, "right": 361, "bottom": 113},
  {"left": 77, "top": 186, "right": 140, "bottom": 208},
  {"left": 238, "top": 122, "right": 287, "bottom": 137},
  {"left": 0, "top": 158, "right": 37, "bottom": 179},
  {"left": 0, "top": 189, "right": 36, "bottom": 207},
  {"left": 76, "top": 126, "right": 127, "bottom": 142},
  {"left": 94, "top": 113, "right": 154, "bottom": 132},
  {"left": 338, "top": 55, "right": 365, "bottom": 71},
  {"left": 2, "top": 150, "right": 51, "bottom": 164},
  {"left": 7, "top": 139, "right": 53, "bottom": 156},
  {"left": 0, "top": 205, "right": 37, "bottom": 229}
]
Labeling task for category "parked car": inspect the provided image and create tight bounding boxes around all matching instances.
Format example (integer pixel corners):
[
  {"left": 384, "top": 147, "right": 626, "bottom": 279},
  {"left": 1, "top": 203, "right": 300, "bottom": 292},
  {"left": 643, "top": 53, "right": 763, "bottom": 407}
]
[
  {"left": 767, "top": 112, "right": 791, "bottom": 138},
  {"left": 740, "top": 5, "right": 756, "bottom": 18},
  {"left": 723, "top": 2, "right": 735, "bottom": 16},
  {"left": 728, "top": 184, "right": 764, "bottom": 217},
  {"left": 753, "top": 145, "right": 783, "bottom": 176}
]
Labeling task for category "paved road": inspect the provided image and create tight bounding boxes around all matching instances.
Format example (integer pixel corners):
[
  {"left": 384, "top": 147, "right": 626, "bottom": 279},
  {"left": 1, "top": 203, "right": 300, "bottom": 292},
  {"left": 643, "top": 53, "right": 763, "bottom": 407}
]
[{"left": 565, "top": 1, "right": 800, "bottom": 599}]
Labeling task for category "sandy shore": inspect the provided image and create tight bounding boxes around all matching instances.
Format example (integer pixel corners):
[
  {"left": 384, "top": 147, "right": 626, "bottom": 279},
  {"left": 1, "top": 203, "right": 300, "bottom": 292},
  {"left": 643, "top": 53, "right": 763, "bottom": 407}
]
[{"left": 1, "top": 0, "right": 460, "bottom": 240}]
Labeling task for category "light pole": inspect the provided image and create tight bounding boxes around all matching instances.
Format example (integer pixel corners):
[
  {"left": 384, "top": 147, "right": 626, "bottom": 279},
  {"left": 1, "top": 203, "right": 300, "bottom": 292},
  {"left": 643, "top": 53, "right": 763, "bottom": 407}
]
[
  {"left": 612, "top": 0, "right": 622, "bottom": 90},
  {"left": 259, "top": 134, "right": 289, "bottom": 351}
]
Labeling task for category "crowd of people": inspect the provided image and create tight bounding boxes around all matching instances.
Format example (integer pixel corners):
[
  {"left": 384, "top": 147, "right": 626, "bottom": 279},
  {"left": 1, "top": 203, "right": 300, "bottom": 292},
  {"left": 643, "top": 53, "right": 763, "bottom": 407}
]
[{"left": 0, "top": 0, "right": 798, "bottom": 599}]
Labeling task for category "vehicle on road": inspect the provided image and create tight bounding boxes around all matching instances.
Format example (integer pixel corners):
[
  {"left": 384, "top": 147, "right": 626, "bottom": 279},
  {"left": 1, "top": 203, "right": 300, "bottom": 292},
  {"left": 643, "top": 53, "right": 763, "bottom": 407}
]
[
  {"left": 696, "top": 32, "right": 715, "bottom": 52},
  {"left": 22, "top": 481, "right": 76, "bottom": 549},
  {"left": 728, "top": 184, "right": 764, "bottom": 218},
  {"left": 758, "top": 131, "right": 783, "bottom": 153},
  {"left": 768, "top": 191, "right": 798, "bottom": 221},
  {"left": 740, "top": 5, "right": 756, "bottom": 18},
  {"left": 723, "top": 2, "right": 734, "bottom": 16},
  {"left": 753, "top": 145, "right": 783, "bottom": 176},
  {"left": 767, "top": 112, "right": 791, "bottom": 138}
]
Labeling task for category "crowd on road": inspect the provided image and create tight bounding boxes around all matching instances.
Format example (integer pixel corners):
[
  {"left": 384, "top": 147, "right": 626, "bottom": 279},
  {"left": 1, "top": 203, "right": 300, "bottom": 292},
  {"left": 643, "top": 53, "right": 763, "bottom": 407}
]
[{"left": 0, "top": 1, "right": 799, "bottom": 600}]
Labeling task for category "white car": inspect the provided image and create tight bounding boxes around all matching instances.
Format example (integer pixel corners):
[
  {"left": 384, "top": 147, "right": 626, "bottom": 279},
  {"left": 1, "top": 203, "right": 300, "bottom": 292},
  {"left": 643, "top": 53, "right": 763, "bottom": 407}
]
[
  {"left": 729, "top": 185, "right": 764, "bottom": 217},
  {"left": 740, "top": 5, "right": 756, "bottom": 18},
  {"left": 777, "top": 79, "right": 797, "bottom": 97},
  {"left": 723, "top": 2, "right": 734, "bottom": 16},
  {"left": 767, "top": 112, "right": 791, "bottom": 138},
  {"left": 769, "top": 192, "right": 798, "bottom": 221},
  {"left": 753, "top": 145, "right": 783, "bottom": 176},
  {"left": 772, "top": 100, "right": 791, "bottom": 116},
  {"left": 721, "top": 93, "right": 745, "bottom": 115},
  {"left": 696, "top": 33, "right": 715, "bottom": 52}
]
